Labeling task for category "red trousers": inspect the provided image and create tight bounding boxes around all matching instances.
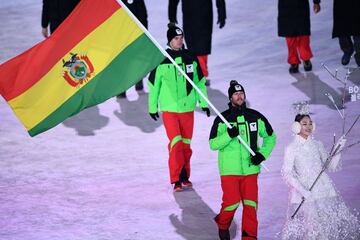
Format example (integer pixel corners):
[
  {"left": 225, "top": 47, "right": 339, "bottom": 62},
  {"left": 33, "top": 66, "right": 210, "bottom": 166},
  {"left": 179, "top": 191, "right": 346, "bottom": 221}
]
[
  {"left": 215, "top": 174, "right": 259, "bottom": 240},
  {"left": 197, "top": 55, "right": 209, "bottom": 77},
  {"left": 162, "top": 111, "right": 194, "bottom": 183},
  {"left": 286, "top": 36, "right": 313, "bottom": 64}
]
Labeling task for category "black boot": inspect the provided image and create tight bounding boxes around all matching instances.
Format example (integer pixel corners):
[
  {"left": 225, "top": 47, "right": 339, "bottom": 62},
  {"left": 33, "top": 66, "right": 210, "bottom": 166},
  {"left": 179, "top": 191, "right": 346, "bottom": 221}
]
[
  {"left": 289, "top": 64, "right": 299, "bottom": 74},
  {"left": 135, "top": 81, "right": 144, "bottom": 91},
  {"left": 242, "top": 230, "right": 257, "bottom": 239},
  {"left": 218, "top": 229, "right": 230, "bottom": 240},
  {"left": 341, "top": 52, "right": 352, "bottom": 65},
  {"left": 117, "top": 92, "right": 126, "bottom": 99},
  {"left": 173, "top": 181, "right": 183, "bottom": 192},
  {"left": 303, "top": 60, "right": 312, "bottom": 71}
]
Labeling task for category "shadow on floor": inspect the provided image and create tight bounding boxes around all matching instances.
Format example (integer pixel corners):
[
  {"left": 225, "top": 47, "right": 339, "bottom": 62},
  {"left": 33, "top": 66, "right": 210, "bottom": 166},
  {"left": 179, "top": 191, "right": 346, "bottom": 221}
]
[
  {"left": 171, "top": 188, "right": 238, "bottom": 240},
  {"left": 290, "top": 71, "right": 349, "bottom": 109},
  {"left": 113, "top": 92, "right": 162, "bottom": 133},
  {"left": 62, "top": 106, "right": 109, "bottom": 136}
]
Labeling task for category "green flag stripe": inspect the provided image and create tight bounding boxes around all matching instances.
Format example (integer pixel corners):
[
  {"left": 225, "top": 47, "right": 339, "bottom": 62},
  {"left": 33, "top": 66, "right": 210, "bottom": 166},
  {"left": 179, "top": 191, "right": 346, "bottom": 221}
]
[{"left": 28, "top": 34, "right": 164, "bottom": 136}]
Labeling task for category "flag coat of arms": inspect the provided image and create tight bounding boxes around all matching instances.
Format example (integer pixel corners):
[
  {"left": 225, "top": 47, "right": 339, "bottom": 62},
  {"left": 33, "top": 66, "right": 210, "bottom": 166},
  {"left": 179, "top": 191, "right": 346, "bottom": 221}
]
[{"left": 0, "top": 0, "right": 164, "bottom": 136}]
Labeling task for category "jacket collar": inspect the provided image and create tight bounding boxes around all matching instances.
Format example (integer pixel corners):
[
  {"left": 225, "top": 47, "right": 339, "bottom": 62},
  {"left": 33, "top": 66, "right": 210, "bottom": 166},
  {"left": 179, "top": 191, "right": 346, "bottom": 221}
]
[{"left": 294, "top": 134, "right": 313, "bottom": 144}]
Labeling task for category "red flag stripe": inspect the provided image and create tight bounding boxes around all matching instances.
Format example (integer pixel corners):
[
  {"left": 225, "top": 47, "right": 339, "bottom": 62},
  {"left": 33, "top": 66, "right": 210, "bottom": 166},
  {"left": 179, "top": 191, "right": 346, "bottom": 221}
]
[{"left": 0, "top": 0, "right": 120, "bottom": 101}]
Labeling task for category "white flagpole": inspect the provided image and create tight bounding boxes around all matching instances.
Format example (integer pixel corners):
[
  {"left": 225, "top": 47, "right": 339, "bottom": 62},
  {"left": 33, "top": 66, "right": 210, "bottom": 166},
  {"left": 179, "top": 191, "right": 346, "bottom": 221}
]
[{"left": 116, "top": 0, "right": 270, "bottom": 171}]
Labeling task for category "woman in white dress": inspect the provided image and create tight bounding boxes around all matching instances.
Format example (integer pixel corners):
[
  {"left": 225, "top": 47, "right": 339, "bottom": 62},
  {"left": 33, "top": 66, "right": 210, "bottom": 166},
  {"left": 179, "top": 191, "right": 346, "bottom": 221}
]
[{"left": 281, "top": 114, "right": 359, "bottom": 240}]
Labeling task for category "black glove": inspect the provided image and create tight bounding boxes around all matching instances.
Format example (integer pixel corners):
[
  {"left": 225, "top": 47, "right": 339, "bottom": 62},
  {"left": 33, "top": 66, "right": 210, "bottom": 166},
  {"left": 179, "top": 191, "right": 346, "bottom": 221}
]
[
  {"left": 149, "top": 112, "right": 159, "bottom": 121},
  {"left": 251, "top": 152, "right": 265, "bottom": 166},
  {"left": 201, "top": 107, "right": 210, "bottom": 117},
  {"left": 227, "top": 126, "right": 238, "bottom": 138},
  {"left": 217, "top": 17, "right": 226, "bottom": 29},
  {"left": 216, "top": 0, "right": 226, "bottom": 28}
]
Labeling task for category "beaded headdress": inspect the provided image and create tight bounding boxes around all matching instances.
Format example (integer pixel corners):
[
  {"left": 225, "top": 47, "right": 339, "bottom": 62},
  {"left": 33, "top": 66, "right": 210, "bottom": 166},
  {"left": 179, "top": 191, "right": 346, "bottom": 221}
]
[{"left": 292, "top": 101, "right": 310, "bottom": 115}]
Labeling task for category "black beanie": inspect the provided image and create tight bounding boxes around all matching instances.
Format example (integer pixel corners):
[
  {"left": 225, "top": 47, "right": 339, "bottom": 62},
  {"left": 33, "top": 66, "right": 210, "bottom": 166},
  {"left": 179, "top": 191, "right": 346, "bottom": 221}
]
[
  {"left": 228, "top": 80, "right": 245, "bottom": 99},
  {"left": 167, "top": 23, "right": 183, "bottom": 42}
]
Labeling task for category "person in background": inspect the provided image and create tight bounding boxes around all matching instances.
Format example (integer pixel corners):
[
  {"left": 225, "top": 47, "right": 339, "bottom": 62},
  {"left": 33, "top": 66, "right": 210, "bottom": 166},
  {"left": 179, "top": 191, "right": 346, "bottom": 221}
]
[
  {"left": 117, "top": 0, "right": 148, "bottom": 98},
  {"left": 168, "top": 0, "right": 226, "bottom": 86},
  {"left": 41, "top": 0, "right": 80, "bottom": 38},
  {"left": 332, "top": 0, "right": 360, "bottom": 66},
  {"left": 277, "top": 0, "right": 320, "bottom": 74},
  {"left": 148, "top": 24, "right": 210, "bottom": 192}
]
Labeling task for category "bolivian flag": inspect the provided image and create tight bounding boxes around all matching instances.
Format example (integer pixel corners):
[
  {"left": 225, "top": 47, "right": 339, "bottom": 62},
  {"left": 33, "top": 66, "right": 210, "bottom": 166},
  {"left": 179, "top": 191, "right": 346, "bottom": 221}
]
[{"left": 0, "top": 0, "right": 164, "bottom": 137}]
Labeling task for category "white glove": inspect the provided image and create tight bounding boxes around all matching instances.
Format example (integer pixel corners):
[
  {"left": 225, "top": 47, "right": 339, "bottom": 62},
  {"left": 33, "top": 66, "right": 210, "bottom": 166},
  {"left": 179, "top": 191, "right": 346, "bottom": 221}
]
[
  {"left": 298, "top": 188, "right": 312, "bottom": 200},
  {"left": 333, "top": 135, "right": 347, "bottom": 154},
  {"left": 302, "top": 190, "right": 312, "bottom": 200}
]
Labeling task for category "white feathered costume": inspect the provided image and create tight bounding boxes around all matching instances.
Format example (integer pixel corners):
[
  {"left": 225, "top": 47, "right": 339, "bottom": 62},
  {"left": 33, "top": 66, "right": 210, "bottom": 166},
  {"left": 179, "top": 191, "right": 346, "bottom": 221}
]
[{"left": 281, "top": 135, "right": 359, "bottom": 240}]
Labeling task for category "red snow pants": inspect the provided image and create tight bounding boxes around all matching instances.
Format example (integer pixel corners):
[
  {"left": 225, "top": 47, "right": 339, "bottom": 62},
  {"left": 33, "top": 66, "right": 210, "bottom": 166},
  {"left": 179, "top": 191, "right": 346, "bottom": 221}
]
[
  {"left": 286, "top": 36, "right": 313, "bottom": 64},
  {"left": 215, "top": 174, "right": 259, "bottom": 240},
  {"left": 197, "top": 55, "right": 209, "bottom": 77},
  {"left": 162, "top": 111, "right": 194, "bottom": 183}
]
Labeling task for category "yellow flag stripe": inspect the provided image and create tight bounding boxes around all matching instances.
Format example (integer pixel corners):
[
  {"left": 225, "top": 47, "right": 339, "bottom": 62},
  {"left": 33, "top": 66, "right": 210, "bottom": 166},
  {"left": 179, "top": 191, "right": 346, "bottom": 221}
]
[{"left": 9, "top": 8, "right": 142, "bottom": 130}]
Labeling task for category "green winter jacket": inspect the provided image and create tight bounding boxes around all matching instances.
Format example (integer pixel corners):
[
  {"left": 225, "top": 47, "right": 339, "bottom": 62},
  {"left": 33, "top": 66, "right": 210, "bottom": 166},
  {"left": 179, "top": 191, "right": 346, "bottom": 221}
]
[
  {"left": 209, "top": 104, "right": 276, "bottom": 176},
  {"left": 148, "top": 48, "right": 208, "bottom": 113}
]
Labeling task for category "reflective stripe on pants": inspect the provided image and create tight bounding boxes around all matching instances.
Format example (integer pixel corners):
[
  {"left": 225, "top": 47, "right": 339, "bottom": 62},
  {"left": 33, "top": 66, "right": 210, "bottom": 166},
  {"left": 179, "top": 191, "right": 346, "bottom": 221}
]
[
  {"left": 162, "top": 111, "right": 194, "bottom": 183},
  {"left": 215, "top": 174, "right": 259, "bottom": 239}
]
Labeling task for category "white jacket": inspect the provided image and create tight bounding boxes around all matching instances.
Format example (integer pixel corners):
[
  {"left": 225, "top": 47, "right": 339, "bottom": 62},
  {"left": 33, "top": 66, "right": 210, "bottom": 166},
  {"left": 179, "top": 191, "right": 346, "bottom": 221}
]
[{"left": 282, "top": 135, "right": 341, "bottom": 203}]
